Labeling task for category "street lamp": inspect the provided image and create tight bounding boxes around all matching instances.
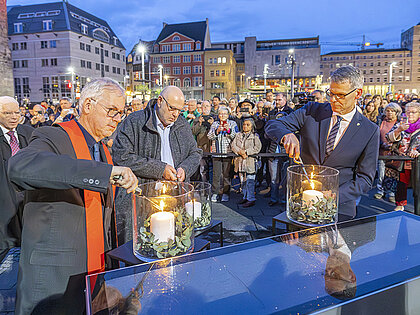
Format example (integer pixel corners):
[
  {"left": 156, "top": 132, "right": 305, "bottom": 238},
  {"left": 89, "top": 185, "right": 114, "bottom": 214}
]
[
  {"left": 137, "top": 45, "right": 146, "bottom": 81},
  {"left": 388, "top": 61, "right": 397, "bottom": 93},
  {"left": 263, "top": 64, "right": 269, "bottom": 93},
  {"left": 241, "top": 73, "right": 245, "bottom": 90},
  {"left": 288, "top": 49, "right": 296, "bottom": 99},
  {"left": 158, "top": 65, "right": 163, "bottom": 87},
  {"left": 67, "top": 67, "right": 75, "bottom": 102},
  {"left": 124, "top": 75, "right": 130, "bottom": 103}
]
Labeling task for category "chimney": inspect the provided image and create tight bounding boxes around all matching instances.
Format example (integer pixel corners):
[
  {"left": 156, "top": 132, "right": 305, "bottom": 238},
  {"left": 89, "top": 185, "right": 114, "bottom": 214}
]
[{"left": 163, "top": 22, "right": 167, "bottom": 28}]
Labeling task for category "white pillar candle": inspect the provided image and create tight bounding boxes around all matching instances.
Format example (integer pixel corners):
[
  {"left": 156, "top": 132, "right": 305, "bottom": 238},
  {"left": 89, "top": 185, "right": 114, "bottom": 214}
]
[
  {"left": 185, "top": 200, "right": 202, "bottom": 220},
  {"left": 150, "top": 211, "right": 175, "bottom": 243},
  {"left": 302, "top": 190, "right": 324, "bottom": 207}
]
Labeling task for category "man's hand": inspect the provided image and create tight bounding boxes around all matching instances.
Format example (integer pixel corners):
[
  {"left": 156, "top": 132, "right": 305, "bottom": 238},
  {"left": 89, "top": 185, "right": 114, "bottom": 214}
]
[
  {"left": 282, "top": 133, "right": 300, "bottom": 159},
  {"left": 408, "top": 149, "right": 420, "bottom": 158},
  {"left": 110, "top": 166, "right": 138, "bottom": 194},
  {"left": 163, "top": 164, "right": 177, "bottom": 181},
  {"left": 208, "top": 117, "right": 214, "bottom": 125},
  {"left": 176, "top": 168, "right": 186, "bottom": 182},
  {"left": 198, "top": 116, "right": 204, "bottom": 124}
]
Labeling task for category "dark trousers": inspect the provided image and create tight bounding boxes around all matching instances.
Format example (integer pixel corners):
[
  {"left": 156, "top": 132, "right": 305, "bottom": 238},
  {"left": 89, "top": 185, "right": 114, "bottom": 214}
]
[
  {"left": 212, "top": 157, "right": 232, "bottom": 195},
  {"left": 396, "top": 169, "right": 411, "bottom": 206},
  {"left": 256, "top": 157, "right": 271, "bottom": 186}
]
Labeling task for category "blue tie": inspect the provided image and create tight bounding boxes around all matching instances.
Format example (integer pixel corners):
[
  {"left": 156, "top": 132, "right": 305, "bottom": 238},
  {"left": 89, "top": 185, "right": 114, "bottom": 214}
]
[
  {"left": 325, "top": 116, "right": 342, "bottom": 158},
  {"left": 93, "top": 143, "right": 101, "bottom": 162}
]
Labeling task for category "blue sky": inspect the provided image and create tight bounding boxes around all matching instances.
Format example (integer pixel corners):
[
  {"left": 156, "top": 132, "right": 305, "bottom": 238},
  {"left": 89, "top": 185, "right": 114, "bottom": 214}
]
[{"left": 7, "top": 0, "right": 420, "bottom": 54}]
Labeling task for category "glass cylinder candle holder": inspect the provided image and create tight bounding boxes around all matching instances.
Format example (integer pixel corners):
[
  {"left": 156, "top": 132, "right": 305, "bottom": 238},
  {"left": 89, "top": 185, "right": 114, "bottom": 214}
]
[
  {"left": 188, "top": 181, "right": 212, "bottom": 230},
  {"left": 132, "top": 181, "right": 194, "bottom": 261},
  {"left": 287, "top": 165, "right": 339, "bottom": 226}
]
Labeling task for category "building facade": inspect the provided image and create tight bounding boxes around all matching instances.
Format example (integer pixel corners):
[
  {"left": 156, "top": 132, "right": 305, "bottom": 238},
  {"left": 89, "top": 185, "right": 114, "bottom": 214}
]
[
  {"left": 321, "top": 24, "right": 420, "bottom": 95},
  {"left": 203, "top": 49, "right": 236, "bottom": 100},
  {"left": 150, "top": 20, "right": 211, "bottom": 100},
  {"left": 1, "top": 0, "right": 13, "bottom": 96},
  {"left": 7, "top": 2, "right": 125, "bottom": 103}
]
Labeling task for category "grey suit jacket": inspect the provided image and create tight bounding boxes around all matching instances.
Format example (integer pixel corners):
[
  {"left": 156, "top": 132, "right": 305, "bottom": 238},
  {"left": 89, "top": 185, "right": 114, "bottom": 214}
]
[
  {"left": 8, "top": 125, "right": 113, "bottom": 315},
  {"left": 0, "top": 124, "right": 33, "bottom": 258}
]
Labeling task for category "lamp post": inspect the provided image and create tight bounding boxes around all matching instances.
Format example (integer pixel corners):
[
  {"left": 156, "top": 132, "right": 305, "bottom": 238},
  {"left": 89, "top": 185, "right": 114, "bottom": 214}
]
[
  {"left": 158, "top": 65, "right": 163, "bottom": 87},
  {"left": 137, "top": 45, "right": 146, "bottom": 81},
  {"left": 241, "top": 73, "right": 245, "bottom": 91},
  {"left": 388, "top": 61, "right": 397, "bottom": 93},
  {"left": 288, "top": 49, "right": 296, "bottom": 99},
  {"left": 68, "top": 67, "right": 75, "bottom": 102},
  {"left": 263, "top": 64, "right": 269, "bottom": 94},
  {"left": 124, "top": 75, "right": 130, "bottom": 103}
]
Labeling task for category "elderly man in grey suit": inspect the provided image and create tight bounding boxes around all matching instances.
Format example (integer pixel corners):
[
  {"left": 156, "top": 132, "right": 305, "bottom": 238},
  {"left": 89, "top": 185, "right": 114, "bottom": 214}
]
[{"left": 112, "top": 85, "right": 202, "bottom": 244}]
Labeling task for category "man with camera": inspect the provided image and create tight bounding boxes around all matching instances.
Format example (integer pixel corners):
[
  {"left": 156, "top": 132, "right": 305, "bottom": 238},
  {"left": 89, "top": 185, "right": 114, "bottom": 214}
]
[
  {"left": 53, "top": 97, "right": 77, "bottom": 124},
  {"left": 30, "top": 104, "right": 52, "bottom": 128}
]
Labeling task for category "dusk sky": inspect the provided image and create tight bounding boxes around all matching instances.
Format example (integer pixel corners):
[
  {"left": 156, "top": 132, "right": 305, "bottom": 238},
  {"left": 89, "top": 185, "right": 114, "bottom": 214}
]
[{"left": 7, "top": 0, "right": 420, "bottom": 54}]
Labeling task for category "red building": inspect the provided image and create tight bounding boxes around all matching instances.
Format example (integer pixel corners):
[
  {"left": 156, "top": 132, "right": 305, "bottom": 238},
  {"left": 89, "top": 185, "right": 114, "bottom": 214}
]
[{"left": 150, "top": 19, "right": 211, "bottom": 100}]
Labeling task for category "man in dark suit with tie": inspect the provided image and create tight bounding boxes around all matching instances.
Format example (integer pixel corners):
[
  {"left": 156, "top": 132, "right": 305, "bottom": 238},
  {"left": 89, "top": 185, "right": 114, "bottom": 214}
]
[
  {"left": 0, "top": 96, "right": 34, "bottom": 262},
  {"left": 265, "top": 65, "right": 380, "bottom": 220}
]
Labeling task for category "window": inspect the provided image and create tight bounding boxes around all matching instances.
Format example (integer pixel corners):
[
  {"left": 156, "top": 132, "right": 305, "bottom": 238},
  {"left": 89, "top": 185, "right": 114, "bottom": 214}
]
[
  {"left": 87, "top": 61, "right": 92, "bottom": 69},
  {"left": 183, "top": 66, "right": 191, "bottom": 74},
  {"left": 162, "top": 56, "right": 171, "bottom": 64},
  {"left": 112, "top": 52, "right": 116, "bottom": 59},
  {"left": 81, "top": 24, "right": 88, "bottom": 35},
  {"left": 369, "top": 78, "right": 373, "bottom": 82},
  {"left": 193, "top": 54, "right": 201, "bottom": 62},
  {"left": 41, "top": 41, "right": 48, "bottom": 49},
  {"left": 211, "top": 82, "right": 224, "bottom": 89},
  {"left": 116, "top": 67, "right": 120, "bottom": 74},
  {"left": 222, "top": 57, "right": 226, "bottom": 63},
  {"left": 183, "top": 55, "right": 191, "bottom": 63},
  {"left": 193, "top": 77, "right": 202, "bottom": 87},
  {"left": 183, "top": 78, "right": 191, "bottom": 87},
  {"left": 14, "top": 78, "right": 21, "bottom": 97},
  {"left": 363, "top": 70, "right": 366, "bottom": 74},
  {"left": 173, "top": 35, "right": 180, "bottom": 41},
  {"left": 173, "top": 79, "right": 181, "bottom": 87},
  {"left": 81, "top": 60, "right": 86, "bottom": 68},
  {"left": 183, "top": 43, "right": 192, "bottom": 51},
  {"left": 113, "top": 37, "right": 118, "bottom": 46},
  {"left": 218, "top": 57, "right": 222, "bottom": 64},
  {"left": 370, "top": 62, "right": 374, "bottom": 66},
  {"left": 115, "top": 53, "right": 120, "bottom": 60},
  {"left": 12, "top": 43, "right": 19, "bottom": 50},
  {"left": 153, "top": 56, "right": 160, "bottom": 63},
  {"left": 210, "top": 70, "right": 214, "bottom": 77},
  {"left": 161, "top": 45, "right": 170, "bottom": 52},
  {"left": 86, "top": 44, "right": 91, "bottom": 52},
  {"left": 14, "top": 23, "right": 23, "bottom": 33},
  {"left": 173, "top": 55, "right": 181, "bottom": 63},
  {"left": 377, "top": 78, "right": 380, "bottom": 82},
  {"left": 196, "top": 42, "right": 201, "bottom": 50},
  {"left": 95, "top": 47, "right": 100, "bottom": 54},
  {"left": 163, "top": 67, "right": 170, "bottom": 75},
  {"left": 50, "top": 58, "right": 57, "bottom": 66},
  {"left": 80, "top": 42, "right": 85, "bottom": 50},
  {"left": 41, "top": 59, "right": 48, "bottom": 67},
  {"left": 221, "top": 70, "right": 225, "bottom": 76},
  {"left": 96, "top": 63, "right": 100, "bottom": 70},
  {"left": 105, "top": 65, "right": 109, "bottom": 72},
  {"left": 112, "top": 66, "right": 116, "bottom": 73},
  {"left": 377, "top": 70, "right": 381, "bottom": 74},
  {"left": 173, "top": 44, "right": 181, "bottom": 51},
  {"left": 209, "top": 58, "right": 213, "bottom": 64},
  {"left": 13, "top": 61, "right": 19, "bottom": 68},
  {"left": 20, "top": 42, "right": 27, "bottom": 50},
  {"left": 22, "top": 78, "right": 30, "bottom": 97},
  {"left": 104, "top": 50, "right": 109, "bottom": 57},
  {"left": 42, "top": 77, "right": 50, "bottom": 97},
  {"left": 370, "top": 69, "right": 373, "bottom": 74},
  {"left": 173, "top": 67, "right": 181, "bottom": 75},
  {"left": 216, "top": 70, "right": 220, "bottom": 76},
  {"left": 193, "top": 65, "right": 202, "bottom": 74},
  {"left": 320, "top": 64, "right": 323, "bottom": 69},
  {"left": 43, "top": 20, "right": 52, "bottom": 31},
  {"left": 49, "top": 40, "right": 56, "bottom": 48}
]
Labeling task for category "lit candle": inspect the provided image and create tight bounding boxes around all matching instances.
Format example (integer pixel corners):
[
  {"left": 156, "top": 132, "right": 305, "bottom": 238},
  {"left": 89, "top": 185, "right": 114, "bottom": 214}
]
[
  {"left": 185, "top": 199, "right": 202, "bottom": 220},
  {"left": 302, "top": 190, "right": 324, "bottom": 207},
  {"left": 302, "top": 179, "right": 322, "bottom": 191},
  {"left": 150, "top": 211, "right": 175, "bottom": 243}
]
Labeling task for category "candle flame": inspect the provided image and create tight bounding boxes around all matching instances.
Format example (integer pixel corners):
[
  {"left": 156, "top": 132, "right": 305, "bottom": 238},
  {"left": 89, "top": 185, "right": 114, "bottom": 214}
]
[
  {"left": 159, "top": 200, "right": 165, "bottom": 211},
  {"left": 162, "top": 185, "right": 166, "bottom": 194},
  {"left": 310, "top": 172, "right": 314, "bottom": 179},
  {"left": 310, "top": 181, "right": 315, "bottom": 190}
]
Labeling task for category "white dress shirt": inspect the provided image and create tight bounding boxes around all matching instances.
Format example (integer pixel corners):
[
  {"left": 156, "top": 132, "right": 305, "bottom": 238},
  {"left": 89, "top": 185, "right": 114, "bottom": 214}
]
[
  {"left": 327, "top": 107, "right": 357, "bottom": 149},
  {"left": 0, "top": 124, "right": 19, "bottom": 146},
  {"left": 154, "top": 110, "right": 174, "bottom": 167}
]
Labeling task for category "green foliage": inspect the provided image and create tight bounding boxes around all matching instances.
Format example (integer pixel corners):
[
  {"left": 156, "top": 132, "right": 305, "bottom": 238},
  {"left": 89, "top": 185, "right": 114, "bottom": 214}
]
[
  {"left": 289, "top": 192, "right": 337, "bottom": 225},
  {"left": 193, "top": 202, "right": 211, "bottom": 228}
]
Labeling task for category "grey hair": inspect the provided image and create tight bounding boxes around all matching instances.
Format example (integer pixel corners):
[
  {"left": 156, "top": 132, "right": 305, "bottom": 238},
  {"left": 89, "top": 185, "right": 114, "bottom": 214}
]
[
  {"left": 330, "top": 65, "right": 364, "bottom": 89},
  {"left": 384, "top": 102, "right": 402, "bottom": 117},
  {"left": 405, "top": 101, "right": 420, "bottom": 113},
  {"left": 79, "top": 78, "right": 124, "bottom": 111},
  {"left": 243, "top": 117, "right": 255, "bottom": 131},
  {"left": 218, "top": 105, "right": 230, "bottom": 114}
]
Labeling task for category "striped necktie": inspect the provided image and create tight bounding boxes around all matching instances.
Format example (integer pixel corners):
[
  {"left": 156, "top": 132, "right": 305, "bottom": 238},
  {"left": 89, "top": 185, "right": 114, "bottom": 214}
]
[
  {"left": 7, "top": 131, "right": 20, "bottom": 156},
  {"left": 325, "top": 116, "right": 342, "bottom": 158}
]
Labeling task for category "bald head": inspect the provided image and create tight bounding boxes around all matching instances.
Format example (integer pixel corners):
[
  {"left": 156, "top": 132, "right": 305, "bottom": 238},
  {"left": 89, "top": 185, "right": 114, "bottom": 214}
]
[
  {"left": 161, "top": 86, "right": 185, "bottom": 105},
  {"left": 156, "top": 86, "right": 185, "bottom": 127},
  {"left": 0, "top": 96, "right": 20, "bottom": 130}
]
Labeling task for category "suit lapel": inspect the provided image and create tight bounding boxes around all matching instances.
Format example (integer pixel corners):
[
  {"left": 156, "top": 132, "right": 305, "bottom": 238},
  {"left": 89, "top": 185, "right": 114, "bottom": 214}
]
[
  {"left": 0, "top": 129, "right": 12, "bottom": 158},
  {"left": 319, "top": 107, "right": 332, "bottom": 164},
  {"left": 326, "top": 110, "right": 363, "bottom": 161}
]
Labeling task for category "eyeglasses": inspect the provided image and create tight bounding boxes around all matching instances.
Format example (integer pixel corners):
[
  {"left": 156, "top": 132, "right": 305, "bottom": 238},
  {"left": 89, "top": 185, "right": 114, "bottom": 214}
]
[
  {"left": 1, "top": 111, "right": 21, "bottom": 117},
  {"left": 90, "top": 98, "right": 124, "bottom": 119},
  {"left": 160, "top": 95, "right": 182, "bottom": 113},
  {"left": 326, "top": 88, "right": 357, "bottom": 100}
]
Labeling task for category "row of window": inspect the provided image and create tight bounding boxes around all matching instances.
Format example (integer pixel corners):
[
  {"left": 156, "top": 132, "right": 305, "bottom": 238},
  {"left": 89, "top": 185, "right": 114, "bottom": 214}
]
[
  {"left": 322, "top": 53, "right": 411, "bottom": 61},
  {"left": 210, "top": 70, "right": 226, "bottom": 77},
  {"left": 153, "top": 66, "right": 202, "bottom": 75},
  {"left": 160, "top": 42, "right": 200, "bottom": 53},
  {"left": 11, "top": 42, "right": 27, "bottom": 50},
  {"left": 13, "top": 58, "right": 57, "bottom": 68},
  {"left": 80, "top": 43, "right": 125, "bottom": 61},
  {"left": 14, "top": 20, "right": 52, "bottom": 33},
  {"left": 208, "top": 57, "right": 227, "bottom": 64},
  {"left": 14, "top": 77, "right": 30, "bottom": 98},
  {"left": 153, "top": 54, "right": 201, "bottom": 64},
  {"left": 157, "top": 77, "right": 202, "bottom": 88},
  {"left": 320, "top": 71, "right": 411, "bottom": 83}
]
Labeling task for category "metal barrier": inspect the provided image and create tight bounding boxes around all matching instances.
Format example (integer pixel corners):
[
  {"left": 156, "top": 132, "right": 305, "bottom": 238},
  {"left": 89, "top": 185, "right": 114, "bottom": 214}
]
[{"left": 202, "top": 152, "right": 420, "bottom": 214}]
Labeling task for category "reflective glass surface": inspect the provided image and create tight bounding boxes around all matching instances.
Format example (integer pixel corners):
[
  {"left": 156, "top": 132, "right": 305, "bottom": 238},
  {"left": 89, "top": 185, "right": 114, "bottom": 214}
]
[{"left": 87, "top": 212, "right": 420, "bottom": 314}]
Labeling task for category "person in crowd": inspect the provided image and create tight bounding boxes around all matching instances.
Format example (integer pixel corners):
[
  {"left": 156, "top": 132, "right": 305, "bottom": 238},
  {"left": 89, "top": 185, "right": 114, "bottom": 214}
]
[
  {"left": 8, "top": 78, "right": 138, "bottom": 314},
  {"left": 362, "top": 94, "right": 373, "bottom": 109},
  {"left": 18, "top": 104, "right": 31, "bottom": 126},
  {"left": 231, "top": 118, "right": 262, "bottom": 208},
  {"left": 386, "top": 102, "right": 420, "bottom": 211},
  {"left": 0, "top": 96, "right": 34, "bottom": 265},
  {"left": 234, "top": 99, "right": 255, "bottom": 130},
  {"left": 53, "top": 97, "right": 76, "bottom": 124},
  {"left": 112, "top": 86, "right": 202, "bottom": 243},
  {"left": 211, "top": 95, "right": 221, "bottom": 115},
  {"left": 30, "top": 104, "right": 52, "bottom": 128},
  {"left": 183, "top": 99, "right": 201, "bottom": 126},
  {"left": 372, "top": 94, "right": 384, "bottom": 117},
  {"left": 208, "top": 106, "right": 238, "bottom": 202},
  {"left": 228, "top": 97, "right": 238, "bottom": 116},
  {"left": 270, "top": 92, "right": 293, "bottom": 119},
  {"left": 132, "top": 98, "right": 144, "bottom": 111},
  {"left": 266, "top": 90, "right": 274, "bottom": 106},
  {"left": 386, "top": 92, "right": 395, "bottom": 104},
  {"left": 374, "top": 103, "right": 402, "bottom": 202},
  {"left": 196, "top": 101, "right": 202, "bottom": 115},
  {"left": 311, "top": 90, "right": 326, "bottom": 103},
  {"left": 362, "top": 101, "right": 381, "bottom": 125},
  {"left": 266, "top": 65, "right": 380, "bottom": 220},
  {"left": 287, "top": 99, "right": 296, "bottom": 110},
  {"left": 254, "top": 101, "right": 271, "bottom": 189},
  {"left": 192, "top": 100, "right": 214, "bottom": 182}
]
